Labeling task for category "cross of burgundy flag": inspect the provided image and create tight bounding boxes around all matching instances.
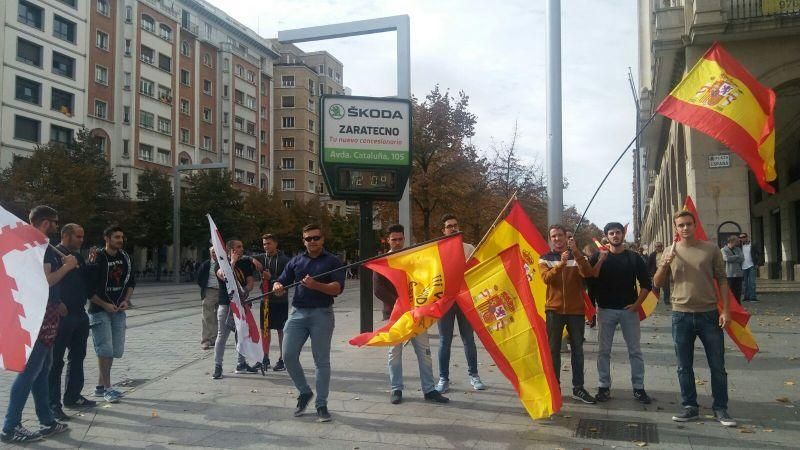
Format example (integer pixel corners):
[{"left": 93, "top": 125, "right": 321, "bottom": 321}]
[{"left": 0, "top": 205, "right": 50, "bottom": 372}]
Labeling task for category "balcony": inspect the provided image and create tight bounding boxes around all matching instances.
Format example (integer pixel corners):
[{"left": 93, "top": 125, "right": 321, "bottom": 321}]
[
  {"left": 654, "top": 2, "right": 686, "bottom": 50},
  {"left": 181, "top": 20, "right": 198, "bottom": 36},
  {"left": 727, "top": 0, "right": 800, "bottom": 20},
  {"left": 142, "top": 0, "right": 179, "bottom": 20},
  {"left": 220, "top": 42, "right": 261, "bottom": 69}
]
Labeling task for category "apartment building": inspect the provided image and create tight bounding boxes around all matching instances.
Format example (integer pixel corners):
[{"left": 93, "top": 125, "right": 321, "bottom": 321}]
[
  {"left": 1, "top": 0, "right": 280, "bottom": 198},
  {"left": 636, "top": 0, "right": 800, "bottom": 279}
]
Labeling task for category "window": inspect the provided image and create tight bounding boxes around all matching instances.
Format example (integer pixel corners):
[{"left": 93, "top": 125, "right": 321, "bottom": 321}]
[
  {"left": 246, "top": 172, "right": 255, "bottom": 185},
  {"left": 234, "top": 169, "right": 245, "bottom": 183},
  {"left": 318, "top": 65, "right": 324, "bottom": 74},
  {"left": 96, "top": 0, "right": 110, "bottom": 16},
  {"left": 123, "top": 106, "right": 130, "bottom": 123},
  {"left": 157, "top": 117, "right": 171, "bottom": 135},
  {"left": 139, "top": 78, "right": 154, "bottom": 97},
  {"left": 18, "top": 1, "right": 43, "bottom": 29},
  {"left": 140, "top": 111, "right": 154, "bottom": 129},
  {"left": 180, "top": 128, "right": 190, "bottom": 144},
  {"left": 122, "top": 173, "right": 129, "bottom": 190},
  {"left": 17, "top": 38, "right": 42, "bottom": 67},
  {"left": 308, "top": 119, "right": 314, "bottom": 132},
  {"left": 328, "top": 67, "right": 333, "bottom": 77},
  {"left": 283, "top": 200, "right": 294, "bottom": 209},
  {"left": 157, "top": 149, "right": 171, "bottom": 165},
  {"left": 319, "top": 84, "right": 324, "bottom": 96},
  {"left": 309, "top": 140, "right": 314, "bottom": 151},
  {"left": 139, "top": 144, "right": 153, "bottom": 161},
  {"left": 124, "top": 39, "right": 131, "bottom": 55},
  {"left": 234, "top": 116, "right": 244, "bottom": 131},
  {"left": 202, "top": 136, "right": 211, "bottom": 150},
  {"left": 335, "top": 72, "right": 341, "bottom": 82},
  {"left": 53, "top": 15, "right": 76, "bottom": 43},
  {"left": 56, "top": 0, "right": 77, "bottom": 7},
  {"left": 203, "top": 79, "right": 212, "bottom": 94},
  {"left": 203, "top": 53, "right": 212, "bottom": 67},
  {"left": 140, "top": 45, "right": 154, "bottom": 64},
  {"left": 124, "top": 71, "right": 131, "bottom": 89},
  {"left": 281, "top": 76, "right": 295, "bottom": 87},
  {"left": 125, "top": 6, "right": 132, "bottom": 22},
  {"left": 234, "top": 89, "right": 244, "bottom": 104},
  {"left": 247, "top": 146, "right": 256, "bottom": 160},
  {"left": 223, "top": 112, "right": 229, "bottom": 124},
  {"left": 180, "top": 98, "right": 190, "bottom": 114},
  {"left": 308, "top": 98, "right": 315, "bottom": 111},
  {"left": 282, "top": 116, "right": 294, "bottom": 128},
  {"left": 282, "top": 158, "right": 294, "bottom": 169},
  {"left": 260, "top": 130, "right": 267, "bottom": 144},
  {"left": 96, "top": 135, "right": 108, "bottom": 157},
  {"left": 246, "top": 121, "right": 255, "bottom": 136},
  {"left": 15, "top": 77, "right": 41, "bottom": 105},
  {"left": 95, "top": 65, "right": 108, "bottom": 84},
  {"left": 51, "top": 88, "right": 74, "bottom": 114},
  {"left": 281, "top": 179, "right": 295, "bottom": 190},
  {"left": 158, "top": 53, "right": 172, "bottom": 72},
  {"left": 236, "top": 64, "right": 244, "bottom": 77},
  {"left": 179, "top": 154, "right": 190, "bottom": 165},
  {"left": 52, "top": 52, "right": 74, "bottom": 78},
  {"left": 141, "top": 14, "right": 155, "bottom": 33},
  {"left": 308, "top": 79, "right": 315, "bottom": 92},
  {"left": 94, "top": 100, "right": 108, "bottom": 118},
  {"left": 181, "top": 41, "right": 190, "bottom": 57},
  {"left": 159, "top": 24, "right": 172, "bottom": 41},
  {"left": 247, "top": 70, "right": 255, "bottom": 83},
  {"left": 50, "top": 125, "right": 73, "bottom": 146},
  {"left": 234, "top": 142, "right": 244, "bottom": 157},
  {"left": 123, "top": 139, "right": 129, "bottom": 157},
  {"left": 180, "top": 69, "right": 191, "bottom": 86},
  {"left": 260, "top": 106, "right": 267, "bottom": 118},
  {"left": 260, "top": 155, "right": 266, "bottom": 166},
  {"left": 202, "top": 107, "right": 212, "bottom": 123},
  {"left": 308, "top": 160, "right": 315, "bottom": 172},
  {"left": 96, "top": 30, "right": 109, "bottom": 50},
  {"left": 282, "top": 96, "right": 295, "bottom": 108},
  {"left": 204, "top": 23, "right": 212, "bottom": 38},
  {"left": 308, "top": 180, "right": 315, "bottom": 192},
  {"left": 223, "top": 85, "right": 229, "bottom": 98},
  {"left": 14, "top": 115, "right": 40, "bottom": 143},
  {"left": 158, "top": 85, "right": 172, "bottom": 102},
  {"left": 246, "top": 95, "right": 256, "bottom": 109}
]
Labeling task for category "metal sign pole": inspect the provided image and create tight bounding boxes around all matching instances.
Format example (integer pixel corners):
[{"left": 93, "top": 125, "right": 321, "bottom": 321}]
[{"left": 359, "top": 200, "right": 375, "bottom": 332}]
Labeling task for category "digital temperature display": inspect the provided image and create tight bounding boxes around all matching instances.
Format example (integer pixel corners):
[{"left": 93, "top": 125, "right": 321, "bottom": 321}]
[{"left": 337, "top": 169, "right": 397, "bottom": 193}]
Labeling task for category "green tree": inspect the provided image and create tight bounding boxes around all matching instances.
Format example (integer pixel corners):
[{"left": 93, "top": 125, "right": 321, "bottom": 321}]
[
  {"left": 129, "top": 169, "right": 173, "bottom": 280},
  {"left": 181, "top": 169, "right": 243, "bottom": 249}
]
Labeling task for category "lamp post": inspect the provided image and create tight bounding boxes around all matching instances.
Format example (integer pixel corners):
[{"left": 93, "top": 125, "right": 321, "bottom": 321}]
[
  {"left": 173, "top": 162, "right": 228, "bottom": 284},
  {"left": 546, "top": 0, "right": 563, "bottom": 226}
]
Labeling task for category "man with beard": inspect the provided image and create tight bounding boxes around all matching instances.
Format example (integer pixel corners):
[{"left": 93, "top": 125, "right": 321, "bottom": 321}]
[
  {"left": 49, "top": 223, "right": 97, "bottom": 421},
  {"left": 88, "top": 225, "right": 135, "bottom": 404},
  {"left": 257, "top": 234, "right": 289, "bottom": 372},
  {"left": 588, "top": 222, "right": 652, "bottom": 404}
]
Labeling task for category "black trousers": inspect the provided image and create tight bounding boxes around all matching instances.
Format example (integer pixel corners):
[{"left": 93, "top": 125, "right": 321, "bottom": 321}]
[
  {"left": 546, "top": 311, "right": 586, "bottom": 388},
  {"left": 48, "top": 312, "right": 90, "bottom": 407}
]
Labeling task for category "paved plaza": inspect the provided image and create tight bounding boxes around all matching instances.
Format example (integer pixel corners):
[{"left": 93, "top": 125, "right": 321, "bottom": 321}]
[{"left": 1, "top": 282, "right": 798, "bottom": 449}]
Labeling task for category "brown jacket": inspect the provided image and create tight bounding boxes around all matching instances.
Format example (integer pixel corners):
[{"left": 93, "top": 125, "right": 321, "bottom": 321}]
[{"left": 539, "top": 250, "right": 592, "bottom": 315}]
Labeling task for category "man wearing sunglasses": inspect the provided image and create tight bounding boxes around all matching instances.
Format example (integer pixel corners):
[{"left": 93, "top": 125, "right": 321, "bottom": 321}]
[{"left": 273, "top": 224, "right": 345, "bottom": 423}]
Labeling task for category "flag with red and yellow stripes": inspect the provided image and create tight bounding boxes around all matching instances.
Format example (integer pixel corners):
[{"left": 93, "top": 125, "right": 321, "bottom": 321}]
[
  {"left": 349, "top": 234, "right": 466, "bottom": 347},
  {"left": 457, "top": 245, "right": 561, "bottom": 420},
  {"left": 657, "top": 42, "right": 776, "bottom": 193},
  {"left": 683, "top": 196, "right": 759, "bottom": 361}
]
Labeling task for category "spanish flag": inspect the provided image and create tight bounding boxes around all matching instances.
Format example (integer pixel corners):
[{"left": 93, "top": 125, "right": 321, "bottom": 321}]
[
  {"left": 683, "top": 196, "right": 759, "bottom": 361},
  {"left": 656, "top": 42, "right": 776, "bottom": 193},
  {"left": 457, "top": 245, "right": 561, "bottom": 420},
  {"left": 349, "top": 234, "right": 466, "bottom": 347},
  {"left": 472, "top": 200, "right": 595, "bottom": 320}
]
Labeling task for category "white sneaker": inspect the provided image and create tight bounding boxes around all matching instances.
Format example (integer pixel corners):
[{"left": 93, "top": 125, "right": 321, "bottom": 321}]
[
  {"left": 469, "top": 375, "right": 486, "bottom": 390},
  {"left": 435, "top": 378, "right": 450, "bottom": 393}
]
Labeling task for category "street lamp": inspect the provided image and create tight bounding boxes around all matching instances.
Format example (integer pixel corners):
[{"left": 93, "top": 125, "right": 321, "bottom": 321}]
[{"left": 173, "top": 162, "right": 227, "bottom": 284}]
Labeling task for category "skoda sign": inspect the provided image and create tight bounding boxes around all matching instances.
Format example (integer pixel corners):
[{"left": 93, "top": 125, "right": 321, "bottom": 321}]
[{"left": 320, "top": 95, "right": 412, "bottom": 201}]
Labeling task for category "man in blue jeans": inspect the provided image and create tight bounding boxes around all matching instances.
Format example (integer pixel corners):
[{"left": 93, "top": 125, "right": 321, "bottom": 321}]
[
  {"left": 273, "top": 224, "right": 345, "bottom": 423},
  {"left": 3, "top": 206, "right": 72, "bottom": 443},
  {"left": 588, "top": 222, "right": 652, "bottom": 404},
  {"left": 654, "top": 210, "right": 736, "bottom": 427},
  {"left": 435, "top": 214, "right": 486, "bottom": 393}
]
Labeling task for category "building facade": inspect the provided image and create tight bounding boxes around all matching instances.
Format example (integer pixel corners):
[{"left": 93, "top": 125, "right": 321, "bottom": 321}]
[{"left": 636, "top": 0, "right": 800, "bottom": 279}]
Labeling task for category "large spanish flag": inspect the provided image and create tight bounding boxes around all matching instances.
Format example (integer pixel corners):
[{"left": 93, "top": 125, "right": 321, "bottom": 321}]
[
  {"left": 656, "top": 42, "right": 776, "bottom": 193},
  {"left": 682, "top": 196, "right": 759, "bottom": 361},
  {"left": 471, "top": 200, "right": 595, "bottom": 320},
  {"left": 349, "top": 234, "right": 466, "bottom": 347},
  {"left": 457, "top": 245, "right": 561, "bottom": 420}
]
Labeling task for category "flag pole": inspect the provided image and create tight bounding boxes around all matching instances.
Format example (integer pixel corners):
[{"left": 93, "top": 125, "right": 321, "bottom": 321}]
[
  {"left": 467, "top": 191, "right": 518, "bottom": 261},
  {"left": 242, "top": 232, "right": 463, "bottom": 305},
  {"left": 574, "top": 111, "right": 657, "bottom": 234}
]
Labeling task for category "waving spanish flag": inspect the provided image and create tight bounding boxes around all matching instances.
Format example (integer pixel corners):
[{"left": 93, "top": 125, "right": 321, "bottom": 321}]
[
  {"left": 457, "top": 245, "right": 561, "bottom": 420},
  {"left": 472, "top": 200, "right": 595, "bottom": 320},
  {"left": 656, "top": 42, "right": 776, "bottom": 193},
  {"left": 683, "top": 196, "right": 759, "bottom": 361},
  {"left": 349, "top": 234, "right": 465, "bottom": 347}
]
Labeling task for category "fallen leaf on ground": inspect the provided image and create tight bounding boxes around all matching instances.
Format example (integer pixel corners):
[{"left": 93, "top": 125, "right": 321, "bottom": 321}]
[
  {"left": 634, "top": 441, "right": 647, "bottom": 447},
  {"left": 785, "top": 317, "right": 792, "bottom": 321},
  {"left": 739, "top": 428, "right": 754, "bottom": 434},
  {"left": 785, "top": 381, "right": 796, "bottom": 386},
  {"left": 764, "top": 428, "right": 774, "bottom": 432},
  {"left": 776, "top": 397, "right": 790, "bottom": 403},
  {"left": 353, "top": 397, "right": 360, "bottom": 400},
  {"left": 251, "top": 389, "right": 258, "bottom": 393},
  {"left": 151, "top": 411, "right": 158, "bottom": 417},
  {"left": 588, "top": 427, "right": 598, "bottom": 432},
  {"left": 102, "top": 404, "right": 111, "bottom": 408},
  {"left": 626, "top": 423, "right": 639, "bottom": 427}
]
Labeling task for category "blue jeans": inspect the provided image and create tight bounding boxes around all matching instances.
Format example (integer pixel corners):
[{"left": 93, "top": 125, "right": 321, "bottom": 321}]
[
  {"left": 389, "top": 331, "right": 435, "bottom": 393},
  {"left": 3, "top": 341, "right": 55, "bottom": 433},
  {"left": 437, "top": 303, "right": 479, "bottom": 380},
  {"left": 597, "top": 308, "right": 645, "bottom": 389},
  {"left": 282, "top": 306, "right": 335, "bottom": 408},
  {"left": 214, "top": 305, "right": 246, "bottom": 366},
  {"left": 743, "top": 267, "right": 757, "bottom": 300},
  {"left": 672, "top": 310, "right": 728, "bottom": 411}
]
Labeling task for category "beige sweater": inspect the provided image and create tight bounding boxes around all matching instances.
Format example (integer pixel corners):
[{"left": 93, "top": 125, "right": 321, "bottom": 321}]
[{"left": 666, "top": 240, "right": 727, "bottom": 313}]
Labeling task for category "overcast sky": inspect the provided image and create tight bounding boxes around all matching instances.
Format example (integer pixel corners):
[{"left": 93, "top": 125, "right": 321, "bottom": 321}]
[{"left": 209, "top": 0, "right": 639, "bottom": 233}]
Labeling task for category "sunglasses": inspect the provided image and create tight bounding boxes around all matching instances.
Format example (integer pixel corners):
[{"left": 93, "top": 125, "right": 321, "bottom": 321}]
[{"left": 303, "top": 235, "right": 322, "bottom": 242}]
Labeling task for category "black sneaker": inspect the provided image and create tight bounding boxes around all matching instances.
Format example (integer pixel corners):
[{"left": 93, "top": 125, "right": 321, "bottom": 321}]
[
  {"left": 672, "top": 407, "right": 699, "bottom": 422},
  {"left": 294, "top": 392, "right": 314, "bottom": 417},
  {"left": 595, "top": 388, "right": 611, "bottom": 402},
  {"left": 0, "top": 425, "right": 43, "bottom": 443},
  {"left": 64, "top": 396, "right": 97, "bottom": 408},
  {"left": 273, "top": 358, "right": 286, "bottom": 371},
  {"left": 212, "top": 364, "right": 223, "bottom": 380},
  {"left": 390, "top": 390, "right": 402, "bottom": 405},
  {"left": 634, "top": 389, "right": 652, "bottom": 404},
  {"left": 714, "top": 409, "right": 737, "bottom": 427},
  {"left": 424, "top": 390, "right": 450, "bottom": 403},
  {"left": 51, "top": 405, "right": 70, "bottom": 421},
  {"left": 235, "top": 363, "right": 258, "bottom": 374},
  {"left": 316, "top": 406, "right": 332, "bottom": 423},
  {"left": 572, "top": 387, "right": 597, "bottom": 404},
  {"left": 39, "top": 421, "right": 69, "bottom": 437},
  {"left": 262, "top": 357, "right": 271, "bottom": 370}
]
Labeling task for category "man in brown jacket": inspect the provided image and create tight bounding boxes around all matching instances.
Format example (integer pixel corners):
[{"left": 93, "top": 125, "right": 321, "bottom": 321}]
[{"left": 539, "top": 224, "right": 596, "bottom": 404}]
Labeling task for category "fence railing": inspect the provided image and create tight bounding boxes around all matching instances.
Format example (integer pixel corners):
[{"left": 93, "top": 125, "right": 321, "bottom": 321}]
[{"left": 728, "top": 0, "right": 800, "bottom": 20}]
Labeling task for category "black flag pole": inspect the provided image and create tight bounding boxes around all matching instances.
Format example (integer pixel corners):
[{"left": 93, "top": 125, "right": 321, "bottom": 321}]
[
  {"left": 241, "top": 232, "right": 463, "bottom": 305},
  {"left": 574, "top": 111, "right": 657, "bottom": 235}
]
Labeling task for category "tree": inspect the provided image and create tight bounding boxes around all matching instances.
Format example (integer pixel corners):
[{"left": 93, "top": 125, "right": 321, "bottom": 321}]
[
  {"left": 129, "top": 169, "right": 173, "bottom": 280},
  {"left": 181, "top": 169, "right": 243, "bottom": 249}
]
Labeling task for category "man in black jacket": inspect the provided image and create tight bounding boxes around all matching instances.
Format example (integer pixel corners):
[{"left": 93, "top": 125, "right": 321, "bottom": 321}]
[
  {"left": 195, "top": 247, "right": 218, "bottom": 350},
  {"left": 257, "top": 234, "right": 289, "bottom": 371}
]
